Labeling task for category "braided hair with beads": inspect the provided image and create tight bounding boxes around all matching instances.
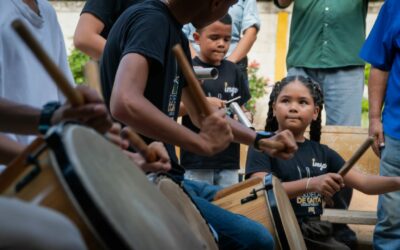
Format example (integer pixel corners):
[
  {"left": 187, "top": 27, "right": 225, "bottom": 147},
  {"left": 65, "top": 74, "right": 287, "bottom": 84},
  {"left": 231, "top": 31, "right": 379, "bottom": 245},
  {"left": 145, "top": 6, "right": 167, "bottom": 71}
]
[{"left": 265, "top": 75, "right": 324, "bottom": 142}]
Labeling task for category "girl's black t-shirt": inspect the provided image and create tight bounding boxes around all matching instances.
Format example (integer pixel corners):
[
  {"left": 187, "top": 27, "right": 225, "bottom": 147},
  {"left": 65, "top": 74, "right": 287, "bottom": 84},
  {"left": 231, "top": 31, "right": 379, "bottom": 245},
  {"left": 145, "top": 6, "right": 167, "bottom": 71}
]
[{"left": 245, "top": 139, "right": 344, "bottom": 218}]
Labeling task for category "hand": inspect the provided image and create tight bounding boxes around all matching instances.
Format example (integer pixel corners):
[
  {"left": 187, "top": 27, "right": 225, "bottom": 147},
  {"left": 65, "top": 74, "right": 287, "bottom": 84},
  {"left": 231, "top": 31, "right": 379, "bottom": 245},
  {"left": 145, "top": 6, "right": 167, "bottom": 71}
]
[
  {"left": 198, "top": 109, "right": 233, "bottom": 156},
  {"left": 259, "top": 129, "right": 297, "bottom": 160},
  {"left": 105, "top": 123, "right": 130, "bottom": 149},
  {"left": 369, "top": 118, "right": 384, "bottom": 157},
  {"left": 206, "top": 97, "right": 225, "bottom": 109},
  {"left": 124, "top": 142, "right": 171, "bottom": 173},
  {"left": 308, "top": 173, "right": 344, "bottom": 198},
  {"left": 51, "top": 85, "right": 112, "bottom": 133}
]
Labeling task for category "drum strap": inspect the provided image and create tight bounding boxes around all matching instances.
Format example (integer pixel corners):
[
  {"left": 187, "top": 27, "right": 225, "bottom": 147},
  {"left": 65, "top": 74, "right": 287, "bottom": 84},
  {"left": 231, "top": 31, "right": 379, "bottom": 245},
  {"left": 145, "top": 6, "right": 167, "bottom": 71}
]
[{"left": 264, "top": 175, "right": 290, "bottom": 250}]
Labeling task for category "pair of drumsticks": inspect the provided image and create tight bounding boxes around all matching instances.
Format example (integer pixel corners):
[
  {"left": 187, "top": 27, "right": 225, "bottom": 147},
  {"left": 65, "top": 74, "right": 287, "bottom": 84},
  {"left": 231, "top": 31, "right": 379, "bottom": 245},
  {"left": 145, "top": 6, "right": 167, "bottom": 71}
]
[{"left": 11, "top": 19, "right": 374, "bottom": 174}]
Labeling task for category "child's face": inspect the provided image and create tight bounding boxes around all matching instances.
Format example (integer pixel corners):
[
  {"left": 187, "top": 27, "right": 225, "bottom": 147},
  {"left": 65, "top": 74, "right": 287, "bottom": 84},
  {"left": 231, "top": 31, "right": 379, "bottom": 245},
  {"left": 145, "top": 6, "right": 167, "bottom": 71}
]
[
  {"left": 193, "top": 21, "right": 231, "bottom": 65},
  {"left": 273, "top": 81, "right": 320, "bottom": 136}
]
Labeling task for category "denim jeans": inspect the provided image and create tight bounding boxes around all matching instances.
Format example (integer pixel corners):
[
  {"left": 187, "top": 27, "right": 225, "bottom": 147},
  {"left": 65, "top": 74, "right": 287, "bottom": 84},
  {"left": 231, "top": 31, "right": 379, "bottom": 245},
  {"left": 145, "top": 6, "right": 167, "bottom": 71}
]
[
  {"left": 183, "top": 179, "right": 275, "bottom": 250},
  {"left": 287, "top": 66, "right": 364, "bottom": 126},
  {"left": 373, "top": 135, "right": 400, "bottom": 250},
  {"left": 185, "top": 169, "right": 239, "bottom": 188}
]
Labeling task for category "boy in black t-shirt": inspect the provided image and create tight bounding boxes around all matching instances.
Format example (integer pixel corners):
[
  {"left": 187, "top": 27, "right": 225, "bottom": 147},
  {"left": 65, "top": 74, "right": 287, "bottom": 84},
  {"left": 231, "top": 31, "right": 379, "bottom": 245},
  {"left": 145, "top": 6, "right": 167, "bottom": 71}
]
[
  {"left": 181, "top": 14, "right": 252, "bottom": 187},
  {"left": 101, "top": 0, "right": 299, "bottom": 249}
]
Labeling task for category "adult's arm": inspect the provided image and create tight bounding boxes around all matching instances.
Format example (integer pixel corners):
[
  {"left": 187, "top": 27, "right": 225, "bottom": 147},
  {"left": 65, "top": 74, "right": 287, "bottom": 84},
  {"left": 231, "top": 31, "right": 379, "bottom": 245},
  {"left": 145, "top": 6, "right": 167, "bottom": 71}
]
[
  {"left": 110, "top": 53, "right": 233, "bottom": 156},
  {"left": 368, "top": 67, "right": 388, "bottom": 156},
  {"left": 73, "top": 13, "right": 106, "bottom": 61},
  {"left": 227, "top": 26, "right": 258, "bottom": 63}
]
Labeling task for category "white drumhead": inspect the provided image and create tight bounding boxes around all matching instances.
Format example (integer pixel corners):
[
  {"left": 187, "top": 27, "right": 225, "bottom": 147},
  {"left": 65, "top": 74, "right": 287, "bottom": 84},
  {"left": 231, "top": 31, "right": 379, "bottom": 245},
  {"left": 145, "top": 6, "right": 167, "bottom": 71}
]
[{"left": 60, "top": 125, "right": 205, "bottom": 250}]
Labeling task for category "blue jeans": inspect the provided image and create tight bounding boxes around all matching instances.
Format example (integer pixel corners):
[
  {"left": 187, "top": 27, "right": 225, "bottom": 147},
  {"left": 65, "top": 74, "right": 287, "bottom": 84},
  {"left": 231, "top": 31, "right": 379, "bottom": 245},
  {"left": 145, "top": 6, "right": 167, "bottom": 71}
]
[
  {"left": 185, "top": 169, "right": 239, "bottom": 188},
  {"left": 287, "top": 66, "right": 364, "bottom": 126},
  {"left": 183, "top": 179, "right": 274, "bottom": 250},
  {"left": 373, "top": 135, "right": 400, "bottom": 249}
]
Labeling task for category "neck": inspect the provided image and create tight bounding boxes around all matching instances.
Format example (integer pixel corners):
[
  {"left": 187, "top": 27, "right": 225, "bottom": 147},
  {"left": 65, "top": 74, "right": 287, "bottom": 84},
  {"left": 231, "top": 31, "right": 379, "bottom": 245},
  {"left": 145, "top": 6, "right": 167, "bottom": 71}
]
[
  {"left": 198, "top": 55, "right": 221, "bottom": 66},
  {"left": 23, "top": 0, "right": 40, "bottom": 15},
  {"left": 161, "top": 0, "right": 192, "bottom": 25}
]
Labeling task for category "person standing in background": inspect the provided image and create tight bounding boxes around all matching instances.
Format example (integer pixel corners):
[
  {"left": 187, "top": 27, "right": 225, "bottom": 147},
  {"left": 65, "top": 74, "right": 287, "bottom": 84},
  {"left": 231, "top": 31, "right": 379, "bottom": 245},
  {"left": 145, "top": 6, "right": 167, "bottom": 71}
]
[
  {"left": 73, "top": 0, "right": 143, "bottom": 61},
  {"left": 359, "top": 0, "right": 400, "bottom": 248}
]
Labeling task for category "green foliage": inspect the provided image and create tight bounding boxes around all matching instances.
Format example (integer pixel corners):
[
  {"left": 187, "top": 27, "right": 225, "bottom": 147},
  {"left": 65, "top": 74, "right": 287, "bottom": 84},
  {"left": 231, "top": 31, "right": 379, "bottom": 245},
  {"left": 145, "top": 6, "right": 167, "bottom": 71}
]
[
  {"left": 246, "top": 60, "right": 268, "bottom": 113},
  {"left": 68, "top": 48, "right": 90, "bottom": 85},
  {"left": 364, "top": 63, "right": 371, "bottom": 85}
]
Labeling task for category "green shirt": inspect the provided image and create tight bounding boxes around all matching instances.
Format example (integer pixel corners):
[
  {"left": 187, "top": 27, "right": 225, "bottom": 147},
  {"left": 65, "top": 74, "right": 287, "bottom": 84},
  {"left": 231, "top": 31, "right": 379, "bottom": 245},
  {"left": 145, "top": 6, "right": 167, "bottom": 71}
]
[{"left": 276, "top": 0, "right": 368, "bottom": 69}]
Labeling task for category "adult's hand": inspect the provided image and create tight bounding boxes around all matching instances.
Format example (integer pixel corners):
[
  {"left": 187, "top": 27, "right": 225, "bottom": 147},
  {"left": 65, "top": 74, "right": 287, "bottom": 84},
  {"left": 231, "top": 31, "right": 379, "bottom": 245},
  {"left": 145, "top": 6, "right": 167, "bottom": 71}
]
[
  {"left": 51, "top": 85, "right": 112, "bottom": 133},
  {"left": 369, "top": 118, "right": 384, "bottom": 158},
  {"left": 259, "top": 129, "right": 297, "bottom": 160},
  {"left": 124, "top": 142, "right": 171, "bottom": 173}
]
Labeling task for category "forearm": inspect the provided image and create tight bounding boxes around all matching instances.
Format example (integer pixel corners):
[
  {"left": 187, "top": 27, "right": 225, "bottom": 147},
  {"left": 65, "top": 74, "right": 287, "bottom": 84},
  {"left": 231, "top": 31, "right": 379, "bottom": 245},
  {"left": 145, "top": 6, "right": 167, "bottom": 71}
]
[
  {"left": 111, "top": 96, "right": 206, "bottom": 155},
  {"left": 0, "top": 135, "right": 25, "bottom": 164},
  {"left": 0, "top": 99, "right": 40, "bottom": 134},
  {"left": 251, "top": 172, "right": 310, "bottom": 199},
  {"left": 228, "top": 27, "right": 257, "bottom": 63},
  {"left": 228, "top": 116, "right": 256, "bottom": 145},
  {"left": 368, "top": 67, "right": 388, "bottom": 121},
  {"left": 75, "top": 36, "right": 105, "bottom": 61},
  {"left": 350, "top": 175, "right": 400, "bottom": 195}
]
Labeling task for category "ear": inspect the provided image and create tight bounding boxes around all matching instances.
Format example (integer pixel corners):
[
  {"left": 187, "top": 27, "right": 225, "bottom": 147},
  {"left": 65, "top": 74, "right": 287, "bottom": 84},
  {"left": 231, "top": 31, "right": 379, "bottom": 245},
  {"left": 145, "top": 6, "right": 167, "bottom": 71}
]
[
  {"left": 312, "top": 106, "right": 320, "bottom": 121},
  {"left": 193, "top": 32, "right": 201, "bottom": 45}
]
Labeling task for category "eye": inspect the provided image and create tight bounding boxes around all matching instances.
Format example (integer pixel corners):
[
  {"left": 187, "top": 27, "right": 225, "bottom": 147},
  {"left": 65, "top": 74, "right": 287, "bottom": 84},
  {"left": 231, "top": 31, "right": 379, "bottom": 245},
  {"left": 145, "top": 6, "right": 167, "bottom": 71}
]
[
  {"left": 280, "top": 98, "right": 289, "bottom": 103},
  {"left": 209, "top": 35, "right": 219, "bottom": 41},
  {"left": 224, "top": 37, "right": 231, "bottom": 42},
  {"left": 300, "top": 100, "right": 309, "bottom": 105}
]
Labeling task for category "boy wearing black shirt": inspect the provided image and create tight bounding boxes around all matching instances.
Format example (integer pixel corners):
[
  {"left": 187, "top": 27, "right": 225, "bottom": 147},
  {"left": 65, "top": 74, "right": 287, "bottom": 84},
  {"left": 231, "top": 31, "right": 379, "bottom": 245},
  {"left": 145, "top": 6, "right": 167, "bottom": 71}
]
[
  {"left": 181, "top": 15, "right": 252, "bottom": 187},
  {"left": 101, "top": 0, "right": 298, "bottom": 249}
]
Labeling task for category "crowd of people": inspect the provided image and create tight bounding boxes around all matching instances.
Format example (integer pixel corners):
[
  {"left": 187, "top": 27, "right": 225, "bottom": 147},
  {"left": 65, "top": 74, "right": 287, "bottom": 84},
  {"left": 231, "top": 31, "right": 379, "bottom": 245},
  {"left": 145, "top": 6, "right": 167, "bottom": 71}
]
[{"left": 0, "top": 0, "right": 399, "bottom": 249}]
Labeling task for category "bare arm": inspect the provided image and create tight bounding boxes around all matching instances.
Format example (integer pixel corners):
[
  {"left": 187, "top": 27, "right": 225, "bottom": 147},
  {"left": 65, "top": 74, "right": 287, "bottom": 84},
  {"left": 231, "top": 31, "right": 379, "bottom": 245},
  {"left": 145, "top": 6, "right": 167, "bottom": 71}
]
[
  {"left": 227, "top": 27, "right": 258, "bottom": 63},
  {"left": 344, "top": 169, "right": 400, "bottom": 195},
  {"left": 0, "top": 99, "right": 40, "bottom": 134},
  {"left": 110, "top": 53, "right": 232, "bottom": 156},
  {"left": 73, "top": 13, "right": 106, "bottom": 61},
  {"left": 368, "top": 67, "right": 388, "bottom": 156}
]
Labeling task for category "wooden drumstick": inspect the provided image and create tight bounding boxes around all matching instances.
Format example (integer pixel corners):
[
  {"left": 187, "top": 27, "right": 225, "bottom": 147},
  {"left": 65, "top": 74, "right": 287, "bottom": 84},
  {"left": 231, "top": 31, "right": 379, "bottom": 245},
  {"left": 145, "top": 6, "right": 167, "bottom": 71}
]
[
  {"left": 338, "top": 136, "right": 374, "bottom": 177},
  {"left": 258, "top": 139, "right": 285, "bottom": 151},
  {"left": 121, "top": 127, "right": 158, "bottom": 163},
  {"left": 12, "top": 19, "right": 84, "bottom": 106},
  {"left": 172, "top": 44, "right": 213, "bottom": 116}
]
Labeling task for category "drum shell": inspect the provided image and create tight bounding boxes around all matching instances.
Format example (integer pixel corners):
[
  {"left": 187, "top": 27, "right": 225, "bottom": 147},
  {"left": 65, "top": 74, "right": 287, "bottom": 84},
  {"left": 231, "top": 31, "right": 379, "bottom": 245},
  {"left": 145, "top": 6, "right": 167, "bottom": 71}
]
[
  {"left": 213, "top": 176, "right": 306, "bottom": 250},
  {"left": 0, "top": 125, "right": 207, "bottom": 250}
]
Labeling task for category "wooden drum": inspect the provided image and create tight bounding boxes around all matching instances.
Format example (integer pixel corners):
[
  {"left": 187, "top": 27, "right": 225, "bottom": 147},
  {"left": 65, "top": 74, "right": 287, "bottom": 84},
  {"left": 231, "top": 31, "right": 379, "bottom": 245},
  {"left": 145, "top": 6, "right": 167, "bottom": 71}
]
[
  {"left": 0, "top": 124, "right": 207, "bottom": 250},
  {"left": 213, "top": 175, "right": 306, "bottom": 250}
]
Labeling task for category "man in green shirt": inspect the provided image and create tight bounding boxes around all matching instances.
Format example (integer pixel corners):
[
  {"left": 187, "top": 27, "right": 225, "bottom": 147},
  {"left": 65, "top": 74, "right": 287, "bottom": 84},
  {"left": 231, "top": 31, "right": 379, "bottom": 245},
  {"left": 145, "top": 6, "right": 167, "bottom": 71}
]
[
  {"left": 275, "top": 0, "right": 368, "bottom": 127},
  {"left": 274, "top": 0, "right": 370, "bottom": 248}
]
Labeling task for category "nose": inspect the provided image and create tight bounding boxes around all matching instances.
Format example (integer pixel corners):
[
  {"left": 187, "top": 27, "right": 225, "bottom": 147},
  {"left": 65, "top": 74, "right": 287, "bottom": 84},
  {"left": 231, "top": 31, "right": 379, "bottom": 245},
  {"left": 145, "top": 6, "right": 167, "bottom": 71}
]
[{"left": 288, "top": 102, "right": 299, "bottom": 112}]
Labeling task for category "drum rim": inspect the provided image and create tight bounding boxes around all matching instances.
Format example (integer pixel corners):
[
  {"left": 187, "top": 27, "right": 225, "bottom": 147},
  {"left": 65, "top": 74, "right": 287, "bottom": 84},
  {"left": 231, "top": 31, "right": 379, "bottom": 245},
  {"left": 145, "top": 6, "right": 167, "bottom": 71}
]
[
  {"left": 264, "top": 174, "right": 290, "bottom": 250},
  {"left": 46, "top": 125, "right": 130, "bottom": 250}
]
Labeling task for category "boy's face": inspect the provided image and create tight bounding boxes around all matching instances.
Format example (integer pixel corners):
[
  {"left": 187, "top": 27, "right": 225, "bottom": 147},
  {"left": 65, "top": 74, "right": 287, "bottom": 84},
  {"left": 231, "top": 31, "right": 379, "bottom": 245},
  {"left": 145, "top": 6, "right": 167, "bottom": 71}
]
[
  {"left": 194, "top": 21, "right": 232, "bottom": 65},
  {"left": 191, "top": 0, "right": 237, "bottom": 29}
]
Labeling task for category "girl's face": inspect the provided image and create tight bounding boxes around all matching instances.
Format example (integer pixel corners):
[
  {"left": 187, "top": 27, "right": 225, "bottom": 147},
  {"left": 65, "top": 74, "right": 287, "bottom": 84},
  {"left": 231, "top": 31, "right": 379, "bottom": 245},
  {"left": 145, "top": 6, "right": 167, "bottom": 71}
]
[{"left": 273, "top": 81, "right": 320, "bottom": 138}]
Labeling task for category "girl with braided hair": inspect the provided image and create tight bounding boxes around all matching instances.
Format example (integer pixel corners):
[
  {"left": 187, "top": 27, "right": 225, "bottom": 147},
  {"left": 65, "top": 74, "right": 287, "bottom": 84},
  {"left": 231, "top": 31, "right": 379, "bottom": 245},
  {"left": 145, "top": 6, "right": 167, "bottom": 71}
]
[{"left": 245, "top": 75, "right": 400, "bottom": 249}]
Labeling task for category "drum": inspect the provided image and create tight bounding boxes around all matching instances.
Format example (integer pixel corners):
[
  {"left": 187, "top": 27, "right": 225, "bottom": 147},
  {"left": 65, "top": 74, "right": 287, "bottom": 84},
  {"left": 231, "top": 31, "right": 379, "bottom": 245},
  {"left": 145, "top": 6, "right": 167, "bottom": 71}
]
[
  {"left": 213, "top": 175, "right": 306, "bottom": 250},
  {"left": 0, "top": 124, "right": 207, "bottom": 250},
  {"left": 151, "top": 175, "right": 218, "bottom": 250}
]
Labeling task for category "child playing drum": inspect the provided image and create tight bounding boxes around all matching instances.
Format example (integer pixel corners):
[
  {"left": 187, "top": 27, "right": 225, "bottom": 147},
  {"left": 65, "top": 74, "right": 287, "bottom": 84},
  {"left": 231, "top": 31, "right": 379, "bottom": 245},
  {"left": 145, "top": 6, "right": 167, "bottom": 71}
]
[{"left": 245, "top": 75, "right": 400, "bottom": 249}]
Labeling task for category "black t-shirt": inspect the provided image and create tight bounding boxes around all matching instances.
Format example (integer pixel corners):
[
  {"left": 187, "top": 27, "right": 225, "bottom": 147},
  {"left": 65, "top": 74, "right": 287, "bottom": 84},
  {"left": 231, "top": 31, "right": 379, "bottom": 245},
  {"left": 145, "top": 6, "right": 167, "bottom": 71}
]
[
  {"left": 81, "top": 0, "right": 143, "bottom": 38},
  {"left": 245, "top": 139, "right": 344, "bottom": 218},
  {"left": 100, "top": 0, "right": 190, "bottom": 171},
  {"left": 180, "top": 57, "right": 251, "bottom": 170}
]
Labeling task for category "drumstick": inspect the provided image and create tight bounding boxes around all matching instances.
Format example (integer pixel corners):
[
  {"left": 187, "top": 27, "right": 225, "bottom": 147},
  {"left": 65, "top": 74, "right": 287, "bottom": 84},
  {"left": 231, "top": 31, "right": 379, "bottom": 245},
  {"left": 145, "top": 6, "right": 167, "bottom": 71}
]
[
  {"left": 12, "top": 19, "right": 84, "bottom": 106},
  {"left": 121, "top": 127, "right": 158, "bottom": 163},
  {"left": 172, "top": 44, "right": 213, "bottom": 116},
  {"left": 338, "top": 136, "right": 374, "bottom": 177},
  {"left": 258, "top": 139, "right": 285, "bottom": 151}
]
